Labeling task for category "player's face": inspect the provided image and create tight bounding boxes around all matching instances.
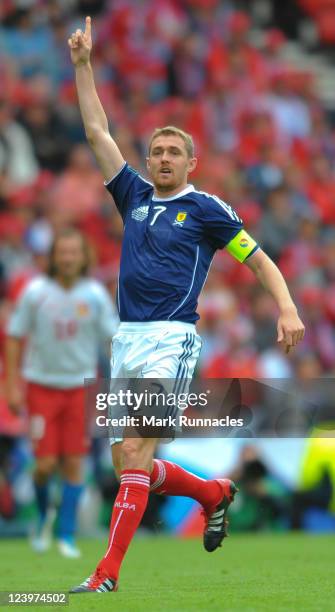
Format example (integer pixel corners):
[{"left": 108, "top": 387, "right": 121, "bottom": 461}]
[
  {"left": 147, "top": 135, "right": 197, "bottom": 194},
  {"left": 53, "top": 236, "right": 86, "bottom": 281}
]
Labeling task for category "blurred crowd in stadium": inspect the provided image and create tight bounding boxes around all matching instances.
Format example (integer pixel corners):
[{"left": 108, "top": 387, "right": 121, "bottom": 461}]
[{"left": 0, "top": 0, "right": 335, "bottom": 534}]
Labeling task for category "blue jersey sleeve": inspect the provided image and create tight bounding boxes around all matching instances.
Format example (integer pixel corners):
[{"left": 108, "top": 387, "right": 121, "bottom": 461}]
[
  {"left": 105, "top": 163, "right": 152, "bottom": 221},
  {"left": 201, "top": 194, "right": 245, "bottom": 249}
]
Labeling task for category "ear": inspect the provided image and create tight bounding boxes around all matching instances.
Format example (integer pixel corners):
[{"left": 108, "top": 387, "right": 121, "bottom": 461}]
[
  {"left": 146, "top": 157, "right": 151, "bottom": 173},
  {"left": 187, "top": 157, "right": 198, "bottom": 175}
]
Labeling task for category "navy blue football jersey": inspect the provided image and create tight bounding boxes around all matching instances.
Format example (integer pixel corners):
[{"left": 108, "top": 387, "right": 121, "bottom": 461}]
[{"left": 106, "top": 163, "right": 258, "bottom": 323}]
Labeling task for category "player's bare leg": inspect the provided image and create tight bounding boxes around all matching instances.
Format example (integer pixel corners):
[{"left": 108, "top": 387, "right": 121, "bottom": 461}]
[
  {"left": 111, "top": 439, "right": 155, "bottom": 479},
  {"left": 111, "top": 443, "right": 122, "bottom": 479},
  {"left": 31, "top": 456, "right": 57, "bottom": 553},
  {"left": 70, "top": 437, "right": 158, "bottom": 593},
  {"left": 57, "top": 455, "right": 84, "bottom": 559},
  {"left": 34, "top": 456, "right": 58, "bottom": 485},
  {"left": 61, "top": 455, "right": 83, "bottom": 484}
]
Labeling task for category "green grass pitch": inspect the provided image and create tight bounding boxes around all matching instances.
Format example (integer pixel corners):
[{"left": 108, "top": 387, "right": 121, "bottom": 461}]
[{"left": 2, "top": 533, "right": 334, "bottom": 611}]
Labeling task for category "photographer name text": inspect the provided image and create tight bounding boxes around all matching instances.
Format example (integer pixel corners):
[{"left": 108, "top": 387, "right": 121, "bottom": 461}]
[{"left": 95, "top": 415, "right": 244, "bottom": 428}]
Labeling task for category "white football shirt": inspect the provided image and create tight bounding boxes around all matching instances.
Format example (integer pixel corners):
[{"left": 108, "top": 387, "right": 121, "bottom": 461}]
[{"left": 7, "top": 276, "right": 119, "bottom": 388}]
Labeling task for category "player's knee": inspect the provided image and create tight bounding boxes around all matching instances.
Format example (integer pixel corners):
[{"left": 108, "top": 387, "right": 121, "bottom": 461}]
[
  {"left": 120, "top": 438, "right": 157, "bottom": 471},
  {"left": 34, "top": 457, "right": 57, "bottom": 482},
  {"left": 120, "top": 439, "right": 140, "bottom": 467},
  {"left": 120, "top": 439, "right": 153, "bottom": 470}
]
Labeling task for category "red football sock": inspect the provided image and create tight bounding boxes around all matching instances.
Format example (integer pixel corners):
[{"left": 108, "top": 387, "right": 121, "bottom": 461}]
[
  {"left": 98, "top": 469, "right": 150, "bottom": 580},
  {"left": 150, "top": 459, "right": 222, "bottom": 510}
]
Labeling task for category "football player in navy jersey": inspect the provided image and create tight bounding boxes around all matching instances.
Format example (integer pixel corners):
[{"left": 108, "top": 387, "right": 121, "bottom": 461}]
[{"left": 68, "top": 17, "right": 305, "bottom": 594}]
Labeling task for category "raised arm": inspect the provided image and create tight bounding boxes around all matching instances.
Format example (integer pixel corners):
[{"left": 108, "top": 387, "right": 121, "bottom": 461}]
[
  {"left": 245, "top": 249, "right": 305, "bottom": 353},
  {"left": 68, "top": 16, "right": 125, "bottom": 181}
]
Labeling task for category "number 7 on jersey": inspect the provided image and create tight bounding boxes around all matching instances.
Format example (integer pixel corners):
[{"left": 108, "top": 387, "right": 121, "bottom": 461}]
[{"left": 150, "top": 206, "right": 167, "bottom": 226}]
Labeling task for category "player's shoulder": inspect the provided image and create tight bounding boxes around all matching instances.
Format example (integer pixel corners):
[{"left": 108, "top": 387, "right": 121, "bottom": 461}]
[
  {"left": 15, "top": 275, "right": 52, "bottom": 306},
  {"left": 132, "top": 168, "right": 153, "bottom": 195},
  {"left": 106, "top": 162, "right": 153, "bottom": 195},
  {"left": 189, "top": 187, "right": 242, "bottom": 222},
  {"left": 23, "top": 275, "right": 52, "bottom": 295},
  {"left": 190, "top": 187, "right": 230, "bottom": 207},
  {"left": 78, "top": 278, "right": 111, "bottom": 301},
  {"left": 174, "top": 186, "right": 213, "bottom": 210}
]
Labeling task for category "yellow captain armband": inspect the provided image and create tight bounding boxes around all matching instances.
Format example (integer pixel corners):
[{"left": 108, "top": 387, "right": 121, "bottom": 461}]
[{"left": 226, "top": 229, "right": 258, "bottom": 263}]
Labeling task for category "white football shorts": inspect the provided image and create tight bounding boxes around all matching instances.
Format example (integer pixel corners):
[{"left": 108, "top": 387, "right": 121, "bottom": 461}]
[{"left": 109, "top": 320, "right": 202, "bottom": 444}]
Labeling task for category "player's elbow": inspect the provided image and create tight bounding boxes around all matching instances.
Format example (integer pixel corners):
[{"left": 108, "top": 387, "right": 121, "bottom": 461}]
[{"left": 85, "top": 124, "right": 108, "bottom": 147}]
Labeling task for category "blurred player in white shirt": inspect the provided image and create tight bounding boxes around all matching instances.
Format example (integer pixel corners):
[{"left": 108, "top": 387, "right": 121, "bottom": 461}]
[{"left": 5, "top": 228, "right": 118, "bottom": 558}]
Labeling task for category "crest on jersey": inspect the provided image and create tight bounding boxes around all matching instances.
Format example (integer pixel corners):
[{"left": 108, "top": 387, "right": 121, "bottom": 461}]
[
  {"left": 173, "top": 211, "right": 187, "bottom": 227},
  {"left": 132, "top": 206, "right": 149, "bottom": 222},
  {"left": 77, "top": 302, "right": 89, "bottom": 317}
]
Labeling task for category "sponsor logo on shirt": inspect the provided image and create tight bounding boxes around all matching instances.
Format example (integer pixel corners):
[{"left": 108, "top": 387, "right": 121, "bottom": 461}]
[
  {"left": 132, "top": 206, "right": 149, "bottom": 222},
  {"left": 173, "top": 211, "right": 187, "bottom": 227},
  {"left": 240, "top": 238, "right": 249, "bottom": 248}
]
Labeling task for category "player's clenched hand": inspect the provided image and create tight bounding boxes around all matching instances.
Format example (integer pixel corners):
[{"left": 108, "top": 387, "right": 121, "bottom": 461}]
[
  {"left": 68, "top": 16, "right": 92, "bottom": 66},
  {"left": 277, "top": 307, "right": 305, "bottom": 354},
  {"left": 6, "top": 386, "right": 24, "bottom": 416}
]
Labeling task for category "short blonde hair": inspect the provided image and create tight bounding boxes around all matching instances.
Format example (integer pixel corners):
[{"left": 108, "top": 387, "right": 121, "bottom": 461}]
[{"left": 148, "top": 126, "right": 195, "bottom": 158}]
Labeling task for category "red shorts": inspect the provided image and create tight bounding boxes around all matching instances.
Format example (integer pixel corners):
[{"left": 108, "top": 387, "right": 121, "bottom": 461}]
[{"left": 26, "top": 383, "right": 89, "bottom": 457}]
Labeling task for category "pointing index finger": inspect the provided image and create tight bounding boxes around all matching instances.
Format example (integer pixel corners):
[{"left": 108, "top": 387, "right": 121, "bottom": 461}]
[{"left": 85, "top": 15, "right": 91, "bottom": 37}]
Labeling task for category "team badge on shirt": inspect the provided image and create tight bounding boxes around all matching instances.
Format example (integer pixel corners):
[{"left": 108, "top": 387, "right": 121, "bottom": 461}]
[
  {"left": 173, "top": 211, "right": 187, "bottom": 227},
  {"left": 76, "top": 302, "right": 89, "bottom": 317}
]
